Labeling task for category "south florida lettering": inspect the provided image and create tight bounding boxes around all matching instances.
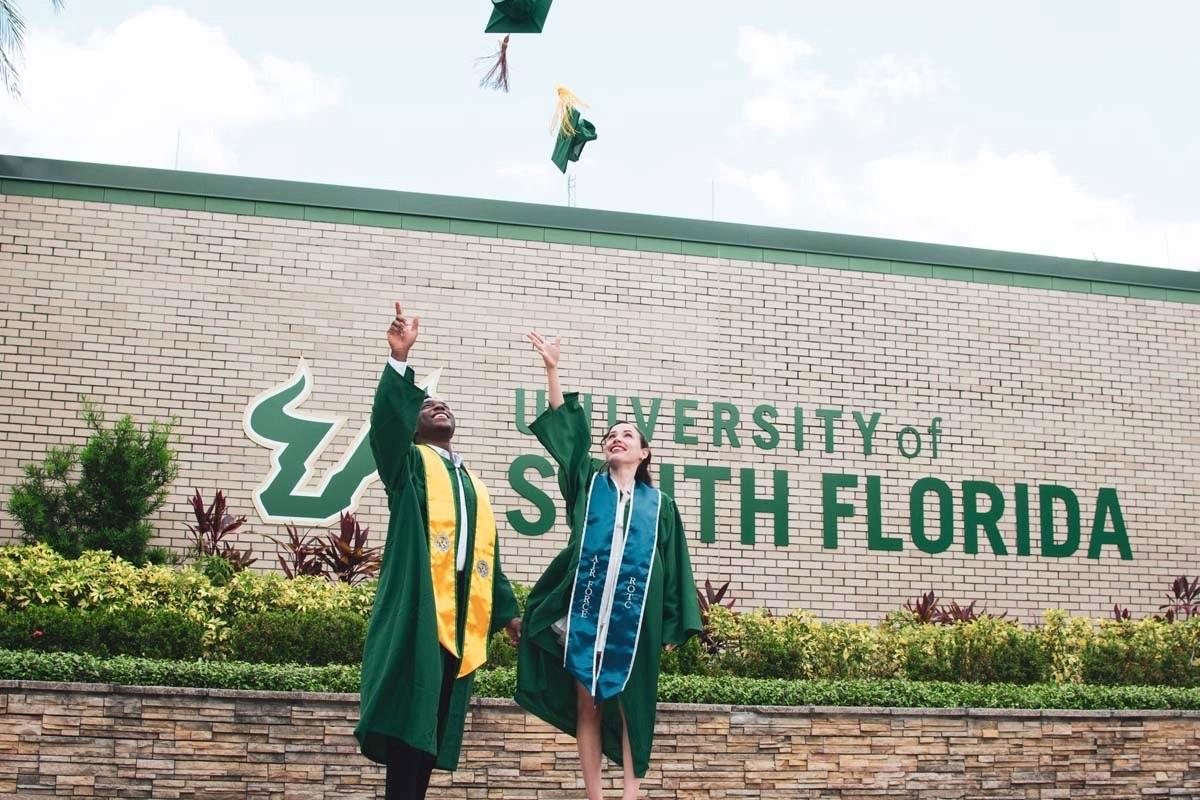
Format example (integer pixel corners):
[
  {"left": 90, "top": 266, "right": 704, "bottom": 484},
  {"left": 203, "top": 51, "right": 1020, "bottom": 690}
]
[{"left": 507, "top": 388, "right": 1132, "bottom": 561}]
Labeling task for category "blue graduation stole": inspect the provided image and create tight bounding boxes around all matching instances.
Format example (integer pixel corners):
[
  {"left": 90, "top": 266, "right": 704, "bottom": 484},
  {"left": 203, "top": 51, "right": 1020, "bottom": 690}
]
[{"left": 563, "top": 473, "right": 662, "bottom": 703}]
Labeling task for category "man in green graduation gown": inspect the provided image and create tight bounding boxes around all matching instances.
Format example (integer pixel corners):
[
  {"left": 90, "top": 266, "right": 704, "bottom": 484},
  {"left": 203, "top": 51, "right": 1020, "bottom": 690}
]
[{"left": 356, "top": 301, "right": 521, "bottom": 800}]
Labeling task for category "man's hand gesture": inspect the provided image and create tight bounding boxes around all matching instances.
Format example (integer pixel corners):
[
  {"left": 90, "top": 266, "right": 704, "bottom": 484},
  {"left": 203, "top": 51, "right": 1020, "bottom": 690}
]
[{"left": 388, "top": 302, "right": 420, "bottom": 361}]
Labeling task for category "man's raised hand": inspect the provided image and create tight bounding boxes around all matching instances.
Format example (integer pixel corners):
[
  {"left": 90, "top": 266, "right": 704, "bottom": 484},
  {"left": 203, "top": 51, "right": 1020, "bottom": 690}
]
[{"left": 387, "top": 302, "right": 420, "bottom": 361}]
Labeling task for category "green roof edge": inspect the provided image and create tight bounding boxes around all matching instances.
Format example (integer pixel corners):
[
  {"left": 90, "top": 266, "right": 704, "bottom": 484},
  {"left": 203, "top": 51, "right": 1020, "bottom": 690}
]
[{"left": 3, "top": 154, "right": 1199, "bottom": 296}]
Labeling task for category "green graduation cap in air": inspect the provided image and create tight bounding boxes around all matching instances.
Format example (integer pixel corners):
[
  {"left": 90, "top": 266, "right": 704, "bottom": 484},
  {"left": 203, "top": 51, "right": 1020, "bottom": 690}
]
[
  {"left": 486, "top": 0, "right": 553, "bottom": 33},
  {"left": 551, "top": 86, "right": 597, "bottom": 173},
  {"left": 479, "top": 0, "right": 553, "bottom": 92}
]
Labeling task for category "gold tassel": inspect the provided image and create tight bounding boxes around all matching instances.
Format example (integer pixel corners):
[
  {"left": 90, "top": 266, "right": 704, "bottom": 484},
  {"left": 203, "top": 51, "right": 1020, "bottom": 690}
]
[{"left": 551, "top": 85, "right": 587, "bottom": 137}]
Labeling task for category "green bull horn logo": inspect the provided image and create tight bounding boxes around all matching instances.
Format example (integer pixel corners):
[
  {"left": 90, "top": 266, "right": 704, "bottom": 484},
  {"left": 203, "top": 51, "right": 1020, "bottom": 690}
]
[{"left": 243, "top": 360, "right": 442, "bottom": 524}]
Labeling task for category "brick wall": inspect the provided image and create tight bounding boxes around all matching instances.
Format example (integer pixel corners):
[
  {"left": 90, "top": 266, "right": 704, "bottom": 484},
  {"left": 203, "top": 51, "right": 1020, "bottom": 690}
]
[
  {"left": 1, "top": 191, "right": 1198, "bottom": 621},
  {"left": 2, "top": 681, "right": 1198, "bottom": 798}
]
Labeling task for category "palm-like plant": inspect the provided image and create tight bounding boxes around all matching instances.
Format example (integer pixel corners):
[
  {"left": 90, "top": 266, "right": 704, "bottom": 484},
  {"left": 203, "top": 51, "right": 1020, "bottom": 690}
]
[
  {"left": 1, "top": 0, "right": 64, "bottom": 98},
  {"left": 321, "top": 512, "right": 382, "bottom": 585},
  {"left": 695, "top": 579, "right": 736, "bottom": 654}
]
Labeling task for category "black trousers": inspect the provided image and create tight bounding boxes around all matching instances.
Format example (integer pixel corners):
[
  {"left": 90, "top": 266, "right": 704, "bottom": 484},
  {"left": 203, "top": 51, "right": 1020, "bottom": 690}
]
[{"left": 384, "top": 648, "right": 459, "bottom": 800}]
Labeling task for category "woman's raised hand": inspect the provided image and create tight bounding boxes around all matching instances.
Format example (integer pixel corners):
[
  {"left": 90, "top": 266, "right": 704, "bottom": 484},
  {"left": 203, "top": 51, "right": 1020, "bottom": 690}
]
[{"left": 526, "top": 330, "right": 561, "bottom": 371}]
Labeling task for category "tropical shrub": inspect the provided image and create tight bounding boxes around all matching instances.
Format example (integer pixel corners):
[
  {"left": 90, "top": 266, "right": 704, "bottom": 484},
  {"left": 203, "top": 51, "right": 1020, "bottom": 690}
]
[
  {"left": 8, "top": 399, "right": 177, "bottom": 564},
  {"left": 0, "top": 605, "right": 204, "bottom": 659},
  {"left": 227, "top": 609, "right": 367, "bottom": 666}
]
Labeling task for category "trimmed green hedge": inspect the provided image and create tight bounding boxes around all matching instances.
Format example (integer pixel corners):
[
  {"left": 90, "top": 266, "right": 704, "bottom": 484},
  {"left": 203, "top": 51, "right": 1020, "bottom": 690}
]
[
  {"left": 5, "top": 649, "right": 1200, "bottom": 711},
  {"left": 0, "top": 649, "right": 361, "bottom": 693},
  {"left": 226, "top": 609, "right": 367, "bottom": 666},
  {"left": 655, "top": 674, "right": 1200, "bottom": 710},
  {"left": 4, "top": 545, "right": 1199, "bottom": 690},
  {"left": 0, "top": 605, "right": 204, "bottom": 660}
]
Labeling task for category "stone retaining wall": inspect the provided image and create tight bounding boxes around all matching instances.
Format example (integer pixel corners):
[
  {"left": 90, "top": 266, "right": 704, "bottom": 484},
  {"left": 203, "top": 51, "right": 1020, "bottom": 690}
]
[{"left": 2, "top": 680, "right": 1198, "bottom": 798}]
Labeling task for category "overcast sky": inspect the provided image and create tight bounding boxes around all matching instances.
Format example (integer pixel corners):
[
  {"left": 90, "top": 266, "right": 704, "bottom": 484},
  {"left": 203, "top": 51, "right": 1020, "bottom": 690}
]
[{"left": 3, "top": 1, "right": 1198, "bottom": 270}]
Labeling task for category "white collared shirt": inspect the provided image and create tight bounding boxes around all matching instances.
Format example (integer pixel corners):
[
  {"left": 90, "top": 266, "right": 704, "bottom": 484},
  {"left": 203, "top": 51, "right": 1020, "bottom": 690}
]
[{"left": 390, "top": 358, "right": 469, "bottom": 572}]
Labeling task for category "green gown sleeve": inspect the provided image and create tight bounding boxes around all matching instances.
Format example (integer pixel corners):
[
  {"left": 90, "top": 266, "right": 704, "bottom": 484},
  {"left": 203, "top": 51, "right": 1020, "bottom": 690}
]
[
  {"left": 660, "top": 496, "right": 704, "bottom": 647},
  {"left": 490, "top": 550, "right": 520, "bottom": 634},
  {"left": 528, "top": 392, "right": 594, "bottom": 512},
  {"left": 369, "top": 363, "right": 424, "bottom": 491}
]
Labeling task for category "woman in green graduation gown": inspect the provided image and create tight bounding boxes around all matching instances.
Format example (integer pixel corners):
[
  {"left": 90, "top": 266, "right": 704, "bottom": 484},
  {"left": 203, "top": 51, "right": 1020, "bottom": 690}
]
[{"left": 516, "top": 332, "right": 702, "bottom": 800}]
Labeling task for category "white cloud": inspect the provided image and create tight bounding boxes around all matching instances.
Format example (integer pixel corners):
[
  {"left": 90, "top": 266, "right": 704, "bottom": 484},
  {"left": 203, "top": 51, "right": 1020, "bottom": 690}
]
[
  {"left": 718, "top": 164, "right": 793, "bottom": 217},
  {"left": 735, "top": 26, "right": 815, "bottom": 81},
  {"left": 723, "top": 147, "right": 1200, "bottom": 269},
  {"left": 856, "top": 54, "right": 947, "bottom": 101},
  {"left": 743, "top": 90, "right": 817, "bottom": 133},
  {"left": 728, "top": 28, "right": 1196, "bottom": 268},
  {"left": 854, "top": 149, "right": 1200, "bottom": 268},
  {"left": 0, "top": 6, "right": 340, "bottom": 172},
  {"left": 736, "top": 26, "right": 950, "bottom": 135}
]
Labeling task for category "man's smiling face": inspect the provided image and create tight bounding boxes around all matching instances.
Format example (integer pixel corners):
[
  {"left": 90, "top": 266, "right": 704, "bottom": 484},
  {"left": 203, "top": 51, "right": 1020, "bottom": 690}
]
[{"left": 416, "top": 397, "right": 456, "bottom": 442}]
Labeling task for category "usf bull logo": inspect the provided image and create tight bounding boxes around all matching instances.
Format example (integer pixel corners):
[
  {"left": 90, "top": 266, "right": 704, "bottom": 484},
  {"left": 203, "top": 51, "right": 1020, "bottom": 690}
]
[{"left": 243, "top": 360, "right": 442, "bottom": 524}]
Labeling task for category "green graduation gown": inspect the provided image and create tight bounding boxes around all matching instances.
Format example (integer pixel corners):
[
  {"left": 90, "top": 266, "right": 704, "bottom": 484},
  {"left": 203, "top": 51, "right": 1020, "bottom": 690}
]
[
  {"left": 515, "top": 393, "right": 702, "bottom": 778},
  {"left": 356, "top": 364, "right": 520, "bottom": 770}
]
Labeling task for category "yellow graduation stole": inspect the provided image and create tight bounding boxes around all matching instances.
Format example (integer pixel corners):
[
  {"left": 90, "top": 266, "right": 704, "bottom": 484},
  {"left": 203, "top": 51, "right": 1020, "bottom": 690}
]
[{"left": 416, "top": 444, "right": 496, "bottom": 678}]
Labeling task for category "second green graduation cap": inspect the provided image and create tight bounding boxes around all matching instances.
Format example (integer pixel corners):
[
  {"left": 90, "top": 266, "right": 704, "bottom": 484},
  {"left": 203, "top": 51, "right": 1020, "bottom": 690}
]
[
  {"left": 552, "top": 108, "right": 597, "bottom": 173},
  {"left": 486, "top": 0, "right": 553, "bottom": 33}
]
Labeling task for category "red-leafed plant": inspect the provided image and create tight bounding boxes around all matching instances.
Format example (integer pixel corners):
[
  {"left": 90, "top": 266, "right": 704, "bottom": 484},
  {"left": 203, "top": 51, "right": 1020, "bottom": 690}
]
[
  {"left": 935, "top": 600, "right": 1005, "bottom": 625},
  {"left": 904, "top": 592, "right": 1004, "bottom": 625},
  {"left": 185, "top": 489, "right": 256, "bottom": 572},
  {"left": 696, "top": 578, "right": 737, "bottom": 654},
  {"left": 271, "top": 523, "right": 326, "bottom": 580},
  {"left": 1158, "top": 576, "right": 1200, "bottom": 623},
  {"left": 320, "top": 512, "right": 382, "bottom": 586},
  {"left": 905, "top": 591, "right": 940, "bottom": 624}
]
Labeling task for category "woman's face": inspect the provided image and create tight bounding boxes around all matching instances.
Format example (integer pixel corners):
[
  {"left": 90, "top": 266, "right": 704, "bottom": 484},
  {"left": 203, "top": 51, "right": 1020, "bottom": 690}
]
[{"left": 602, "top": 423, "right": 649, "bottom": 470}]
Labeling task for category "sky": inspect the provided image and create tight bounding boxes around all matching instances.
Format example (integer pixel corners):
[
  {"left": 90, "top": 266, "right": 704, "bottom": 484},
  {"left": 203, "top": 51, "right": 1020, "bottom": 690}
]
[{"left": 2, "top": 1, "right": 1199, "bottom": 270}]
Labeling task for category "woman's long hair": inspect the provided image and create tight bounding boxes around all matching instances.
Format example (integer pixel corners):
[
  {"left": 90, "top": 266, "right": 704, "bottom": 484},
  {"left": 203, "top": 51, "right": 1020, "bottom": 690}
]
[{"left": 602, "top": 421, "right": 653, "bottom": 486}]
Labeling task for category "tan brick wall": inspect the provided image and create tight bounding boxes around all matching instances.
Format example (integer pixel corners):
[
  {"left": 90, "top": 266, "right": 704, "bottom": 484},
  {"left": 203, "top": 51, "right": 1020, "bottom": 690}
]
[
  {"left": 2, "top": 681, "right": 1198, "bottom": 798},
  {"left": 1, "top": 194, "right": 1197, "bottom": 622}
]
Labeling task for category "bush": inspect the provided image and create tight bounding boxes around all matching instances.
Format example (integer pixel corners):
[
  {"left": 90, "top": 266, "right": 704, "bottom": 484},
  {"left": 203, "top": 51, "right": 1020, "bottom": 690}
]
[
  {"left": 6, "top": 446, "right": 82, "bottom": 557},
  {"left": 695, "top": 607, "right": 1049, "bottom": 685},
  {"left": 654, "top": 673, "right": 1200, "bottom": 710},
  {"left": 227, "top": 609, "right": 367, "bottom": 666},
  {"left": 705, "top": 608, "right": 825, "bottom": 679},
  {"left": 4, "top": 544, "right": 1198, "bottom": 691},
  {"left": 488, "top": 633, "right": 517, "bottom": 668},
  {"left": 0, "top": 606, "right": 204, "bottom": 660},
  {"left": 7, "top": 400, "right": 177, "bottom": 564},
  {"left": 660, "top": 636, "right": 709, "bottom": 676},
  {"left": 0, "top": 649, "right": 360, "bottom": 693},
  {"left": 896, "top": 615, "right": 1048, "bottom": 685},
  {"left": 5, "top": 650, "right": 1200, "bottom": 711},
  {"left": 0, "top": 544, "right": 375, "bottom": 655},
  {"left": 511, "top": 581, "right": 531, "bottom": 615},
  {"left": 1041, "top": 609, "right": 1095, "bottom": 684},
  {"left": 186, "top": 490, "right": 256, "bottom": 573},
  {"left": 1082, "top": 618, "right": 1200, "bottom": 687},
  {"left": 194, "top": 554, "right": 236, "bottom": 587}
]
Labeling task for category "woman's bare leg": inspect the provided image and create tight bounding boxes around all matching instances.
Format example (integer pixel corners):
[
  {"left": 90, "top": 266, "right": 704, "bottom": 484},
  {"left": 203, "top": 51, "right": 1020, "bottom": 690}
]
[
  {"left": 620, "top": 705, "right": 641, "bottom": 800},
  {"left": 575, "top": 681, "right": 605, "bottom": 800}
]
